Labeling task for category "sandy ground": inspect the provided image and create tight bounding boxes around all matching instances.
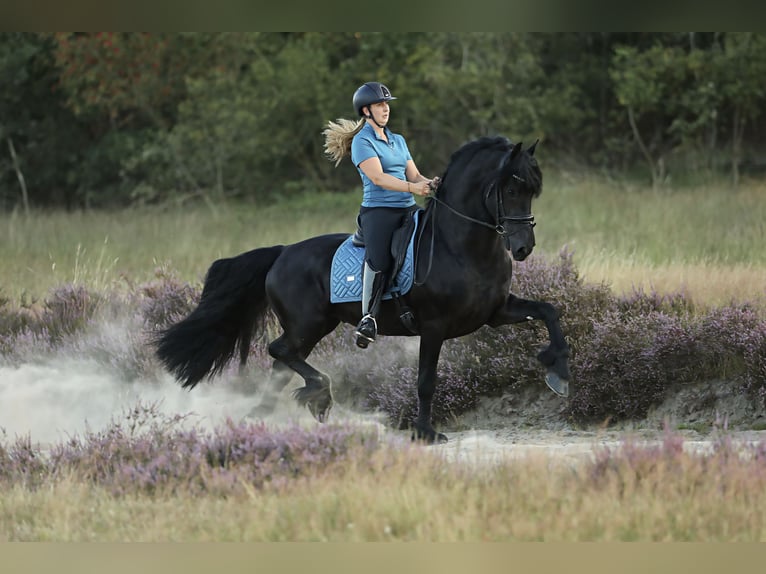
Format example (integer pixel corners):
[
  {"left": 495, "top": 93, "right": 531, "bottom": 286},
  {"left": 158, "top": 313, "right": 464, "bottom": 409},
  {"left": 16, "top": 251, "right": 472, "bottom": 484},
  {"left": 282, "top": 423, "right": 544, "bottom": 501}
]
[
  {"left": 431, "top": 381, "right": 766, "bottom": 464},
  {"left": 432, "top": 427, "right": 766, "bottom": 465}
]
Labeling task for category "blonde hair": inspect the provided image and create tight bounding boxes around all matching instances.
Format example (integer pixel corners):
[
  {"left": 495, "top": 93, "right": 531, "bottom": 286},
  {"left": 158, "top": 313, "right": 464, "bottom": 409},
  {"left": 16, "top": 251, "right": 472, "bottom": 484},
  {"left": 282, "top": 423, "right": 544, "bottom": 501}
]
[{"left": 323, "top": 118, "right": 365, "bottom": 166}]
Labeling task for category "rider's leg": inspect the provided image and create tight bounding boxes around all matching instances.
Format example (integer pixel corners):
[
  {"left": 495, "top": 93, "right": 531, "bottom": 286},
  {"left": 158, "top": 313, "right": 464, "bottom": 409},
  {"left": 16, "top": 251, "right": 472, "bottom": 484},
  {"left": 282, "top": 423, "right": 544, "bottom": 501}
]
[
  {"left": 355, "top": 261, "right": 387, "bottom": 348},
  {"left": 354, "top": 206, "right": 405, "bottom": 349}
]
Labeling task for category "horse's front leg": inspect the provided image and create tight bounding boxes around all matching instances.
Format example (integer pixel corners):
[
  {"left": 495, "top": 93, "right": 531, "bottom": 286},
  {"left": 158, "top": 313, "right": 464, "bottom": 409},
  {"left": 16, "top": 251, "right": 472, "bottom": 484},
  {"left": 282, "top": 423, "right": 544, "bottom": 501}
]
[
  {"left": 488, "top": 293, "right": 570, "bottom": 397},
  {"left": 412, "top": 332, "right": 448, "bottom": 444}
]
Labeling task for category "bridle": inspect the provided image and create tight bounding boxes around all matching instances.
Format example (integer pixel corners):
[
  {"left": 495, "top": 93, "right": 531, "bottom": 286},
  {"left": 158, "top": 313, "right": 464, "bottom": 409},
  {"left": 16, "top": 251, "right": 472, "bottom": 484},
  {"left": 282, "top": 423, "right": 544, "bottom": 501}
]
[
  {"left": 414, "top": 170, "right": 536, "bottom": 286},
  {"left": 428, "top": 174, "right": 536, "bottom": 237}
]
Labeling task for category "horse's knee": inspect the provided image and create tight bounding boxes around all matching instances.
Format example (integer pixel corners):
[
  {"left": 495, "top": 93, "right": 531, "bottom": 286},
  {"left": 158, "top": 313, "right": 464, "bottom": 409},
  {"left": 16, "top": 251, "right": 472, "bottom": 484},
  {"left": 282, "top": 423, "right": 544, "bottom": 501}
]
[{"left": 537, "top": 301, "right": 561, "bottom": 321}]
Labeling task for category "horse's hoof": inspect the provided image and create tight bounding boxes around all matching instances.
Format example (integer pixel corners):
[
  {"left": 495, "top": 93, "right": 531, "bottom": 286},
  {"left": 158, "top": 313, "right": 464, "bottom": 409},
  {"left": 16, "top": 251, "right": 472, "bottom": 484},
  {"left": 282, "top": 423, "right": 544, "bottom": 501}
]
[
  {"left": 411, "top": 428, "right": 449, "bottom": 445},
  {"left": 293, "top": 385, "right": 333, "bottom": 423},
  {"left": 545, "top": 370, "right": 569, "bottom": 398},
  {"left": 307, "top": 396, "right": 333, "bottom": 423}
]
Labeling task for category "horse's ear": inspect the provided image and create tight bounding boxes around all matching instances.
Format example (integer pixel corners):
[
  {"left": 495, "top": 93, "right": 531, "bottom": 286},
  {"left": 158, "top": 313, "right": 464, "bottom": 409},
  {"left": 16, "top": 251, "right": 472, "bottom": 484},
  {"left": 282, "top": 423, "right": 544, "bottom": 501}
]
[
  {"left": 498, "top": 142, "right": 524, "bottom": 186},
  {"left": 526, "top": 139, "right": 539, "bottom": 156},
  {"left": 510, "top": 141, "right": 523, "bottom": 160}
]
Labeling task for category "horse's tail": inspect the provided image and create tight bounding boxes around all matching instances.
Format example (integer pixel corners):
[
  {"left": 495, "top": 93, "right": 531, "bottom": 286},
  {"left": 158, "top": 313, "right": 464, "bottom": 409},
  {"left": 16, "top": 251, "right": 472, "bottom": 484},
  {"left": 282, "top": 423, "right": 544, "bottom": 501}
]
[{"left": 154, "top": 245, "right": 284, "bottom": 389}]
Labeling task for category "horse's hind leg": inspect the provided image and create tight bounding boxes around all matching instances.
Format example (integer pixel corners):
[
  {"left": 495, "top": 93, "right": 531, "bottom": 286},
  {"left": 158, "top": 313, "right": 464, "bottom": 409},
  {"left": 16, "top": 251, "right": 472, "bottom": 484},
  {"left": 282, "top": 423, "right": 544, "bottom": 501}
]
[
  {"left": 247, "top": 358, "right": 294, "bottom": 418},
  {"left": 267, "top": 325, "right": 338, "bottom": 423}
]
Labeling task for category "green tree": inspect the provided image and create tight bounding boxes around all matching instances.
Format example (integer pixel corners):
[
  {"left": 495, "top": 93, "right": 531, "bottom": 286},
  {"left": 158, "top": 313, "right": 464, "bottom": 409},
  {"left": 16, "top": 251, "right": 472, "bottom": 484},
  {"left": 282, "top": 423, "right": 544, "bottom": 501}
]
[
  {"left": 714, "top": 33, "right": 766, "bottom": 185},
  {"left": 0, "top": 33, "right": 89, "bottom": 210},
  {"left": 610, "top": 43, "right": 693, "bottom": 187},
  {"left": 3, "top": 32, "right": 766, "bottom": 210}
]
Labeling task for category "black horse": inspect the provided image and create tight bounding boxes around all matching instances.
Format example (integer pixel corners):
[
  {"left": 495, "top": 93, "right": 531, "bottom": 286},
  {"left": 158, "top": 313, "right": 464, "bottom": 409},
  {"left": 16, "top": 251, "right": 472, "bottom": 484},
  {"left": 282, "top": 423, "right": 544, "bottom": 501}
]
[{"left": 155, "top": 136, "right": 570, "bottom": 443}]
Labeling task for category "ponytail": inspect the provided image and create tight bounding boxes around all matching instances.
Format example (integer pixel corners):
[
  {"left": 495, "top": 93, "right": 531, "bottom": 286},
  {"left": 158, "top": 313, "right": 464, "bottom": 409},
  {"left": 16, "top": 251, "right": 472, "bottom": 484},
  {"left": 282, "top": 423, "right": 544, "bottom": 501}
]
[{"left": 323, "top": 118, "right": 365, "bottom": 167}]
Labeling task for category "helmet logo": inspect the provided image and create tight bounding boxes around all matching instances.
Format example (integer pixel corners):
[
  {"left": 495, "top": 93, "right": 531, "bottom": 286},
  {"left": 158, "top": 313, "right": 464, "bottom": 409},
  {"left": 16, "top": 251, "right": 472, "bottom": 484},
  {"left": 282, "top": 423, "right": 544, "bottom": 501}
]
[{"left": 380, "top": 85, "right": 391, "bottom": 98}]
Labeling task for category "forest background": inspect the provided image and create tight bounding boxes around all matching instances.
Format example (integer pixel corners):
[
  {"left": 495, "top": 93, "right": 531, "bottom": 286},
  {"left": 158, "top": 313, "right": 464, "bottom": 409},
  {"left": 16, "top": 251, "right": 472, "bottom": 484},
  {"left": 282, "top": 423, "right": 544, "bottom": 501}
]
[{"left": 2, "top": 32, "right": 765, "bottom": 211}]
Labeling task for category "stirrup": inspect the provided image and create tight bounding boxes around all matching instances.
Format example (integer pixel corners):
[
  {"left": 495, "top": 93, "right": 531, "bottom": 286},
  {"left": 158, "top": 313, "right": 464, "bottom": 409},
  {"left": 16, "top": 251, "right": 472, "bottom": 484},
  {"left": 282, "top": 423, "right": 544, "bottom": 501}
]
[{"left": 355, "top": 314, "right": 377, "bottom": 349}]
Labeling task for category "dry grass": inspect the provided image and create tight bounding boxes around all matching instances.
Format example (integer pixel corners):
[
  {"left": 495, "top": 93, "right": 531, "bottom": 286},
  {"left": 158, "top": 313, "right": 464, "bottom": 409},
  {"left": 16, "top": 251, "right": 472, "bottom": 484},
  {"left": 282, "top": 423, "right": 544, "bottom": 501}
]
[
  {"left": 578, "top": 260, "right": 766, "bottom": 308},
  {"left": 2, "top": 178, "right": 765, "bottom": 306},
  {"left": 2, "top": 446, "right": 765, "bottom": 542}
]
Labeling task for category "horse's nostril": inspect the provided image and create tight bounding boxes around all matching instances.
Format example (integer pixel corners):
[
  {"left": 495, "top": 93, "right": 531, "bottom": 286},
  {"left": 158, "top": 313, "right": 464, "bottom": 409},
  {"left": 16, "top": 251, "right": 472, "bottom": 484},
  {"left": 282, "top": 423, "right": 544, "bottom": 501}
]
[{"left": 514, "top": 246, "right": 531, "bottom": 260}]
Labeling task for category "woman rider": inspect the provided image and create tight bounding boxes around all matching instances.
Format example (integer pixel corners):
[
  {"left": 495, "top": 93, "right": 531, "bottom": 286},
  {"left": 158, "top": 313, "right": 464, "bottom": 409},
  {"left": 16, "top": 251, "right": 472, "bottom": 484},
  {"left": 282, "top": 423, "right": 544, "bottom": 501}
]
[{"left": 323, "top": 81, "right": 438, "bottom": 348}]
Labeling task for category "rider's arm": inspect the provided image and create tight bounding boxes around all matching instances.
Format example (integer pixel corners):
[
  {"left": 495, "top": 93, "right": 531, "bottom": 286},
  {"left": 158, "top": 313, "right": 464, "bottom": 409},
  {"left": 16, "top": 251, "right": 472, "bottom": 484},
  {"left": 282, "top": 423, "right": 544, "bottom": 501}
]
[{"left": 358, "top": 157, "right": 430, "bottom": 196}]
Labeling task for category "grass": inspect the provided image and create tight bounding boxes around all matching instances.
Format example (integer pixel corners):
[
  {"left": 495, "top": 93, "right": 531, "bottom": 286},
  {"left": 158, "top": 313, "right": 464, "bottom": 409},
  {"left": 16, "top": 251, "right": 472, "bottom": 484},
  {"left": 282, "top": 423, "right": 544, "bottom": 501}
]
[
  {"left": 0, "top": 193, "right": 359, "bottom": 302},
  {"left": 533, "top": 175, "right": 766, "bottom": 306},
  {"left": 2, "top": 176, "right": 764, "bottom": 306},
  {"left": 2, "top": 440, "right": 766, "bottom": 542}
]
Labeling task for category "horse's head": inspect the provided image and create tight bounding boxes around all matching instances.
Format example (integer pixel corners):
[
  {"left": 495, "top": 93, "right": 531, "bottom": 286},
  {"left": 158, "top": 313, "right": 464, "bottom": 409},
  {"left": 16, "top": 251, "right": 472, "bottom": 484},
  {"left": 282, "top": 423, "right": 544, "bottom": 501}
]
[
  {"left": 437, "top": 137, "right": 542, "bottom": 261},
  {"left": 495, "top": 139, "right": 542, "bottom": 261}
]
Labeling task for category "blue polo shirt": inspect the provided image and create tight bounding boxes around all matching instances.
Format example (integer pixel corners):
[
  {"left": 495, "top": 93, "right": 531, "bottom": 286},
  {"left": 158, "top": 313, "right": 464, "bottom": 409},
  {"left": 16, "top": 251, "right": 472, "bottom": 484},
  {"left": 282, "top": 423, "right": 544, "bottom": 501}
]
[{"left": 351, "top": 123, "right": 415, "bottom": 208}]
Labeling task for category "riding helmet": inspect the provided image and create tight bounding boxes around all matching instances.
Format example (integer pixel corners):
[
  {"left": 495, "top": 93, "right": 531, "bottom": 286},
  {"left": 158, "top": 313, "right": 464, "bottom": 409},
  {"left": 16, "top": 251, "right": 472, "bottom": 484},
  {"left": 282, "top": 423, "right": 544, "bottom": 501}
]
[{"left": 353, "top": 82, "right": 397, "bottom": 117}]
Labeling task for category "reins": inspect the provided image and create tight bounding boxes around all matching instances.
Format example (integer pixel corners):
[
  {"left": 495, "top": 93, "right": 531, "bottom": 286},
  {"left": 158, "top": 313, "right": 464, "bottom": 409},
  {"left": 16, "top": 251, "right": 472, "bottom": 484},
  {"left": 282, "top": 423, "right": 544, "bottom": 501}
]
[{"left": 413, "top": 176, "right": 535, "bottom": 286}]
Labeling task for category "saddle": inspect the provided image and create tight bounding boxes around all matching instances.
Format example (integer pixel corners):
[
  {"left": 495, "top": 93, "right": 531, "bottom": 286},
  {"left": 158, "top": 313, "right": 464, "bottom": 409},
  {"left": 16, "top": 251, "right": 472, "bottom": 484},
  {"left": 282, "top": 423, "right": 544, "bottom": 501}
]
[
  {"left": 351, "top": 205, "right": 419, "bottom": 282},
  {"left": 331, "top": 207, "right": 421, "bottom": 333}
]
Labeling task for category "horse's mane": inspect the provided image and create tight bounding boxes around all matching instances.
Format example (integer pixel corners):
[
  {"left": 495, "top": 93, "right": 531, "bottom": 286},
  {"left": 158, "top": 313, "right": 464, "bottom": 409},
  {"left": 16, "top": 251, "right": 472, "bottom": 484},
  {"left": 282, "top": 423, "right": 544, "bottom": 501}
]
[{"left": 437, "top": 136, "right": 542, "bottom": 198}]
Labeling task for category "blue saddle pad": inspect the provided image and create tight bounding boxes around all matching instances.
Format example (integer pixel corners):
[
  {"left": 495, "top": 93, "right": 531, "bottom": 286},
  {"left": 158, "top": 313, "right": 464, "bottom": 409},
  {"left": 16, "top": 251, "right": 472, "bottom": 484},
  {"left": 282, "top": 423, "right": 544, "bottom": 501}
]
[{"left": 330, "top": 211, "right": 419, "bottom": 304}]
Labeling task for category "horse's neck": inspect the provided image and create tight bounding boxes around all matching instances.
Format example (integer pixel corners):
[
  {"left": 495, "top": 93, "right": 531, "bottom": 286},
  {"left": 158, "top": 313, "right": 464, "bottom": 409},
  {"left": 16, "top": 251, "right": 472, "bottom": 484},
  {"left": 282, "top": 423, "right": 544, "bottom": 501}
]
[{"left": 429, "top": 198, "right": 506, "bottom": 265}]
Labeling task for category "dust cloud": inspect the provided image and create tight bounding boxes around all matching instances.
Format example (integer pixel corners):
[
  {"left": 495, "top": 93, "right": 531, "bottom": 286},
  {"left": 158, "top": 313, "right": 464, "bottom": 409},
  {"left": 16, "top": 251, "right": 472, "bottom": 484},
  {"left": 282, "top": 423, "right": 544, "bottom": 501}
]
[
  {"left": 0, "top": 306, "right": 416, "bottom": 445},
  {"left": 0, "top": 355, "right": 392, "bottom": 447},
  {"left": 0, "top": 359, "right": 270, "bottom": 444}
]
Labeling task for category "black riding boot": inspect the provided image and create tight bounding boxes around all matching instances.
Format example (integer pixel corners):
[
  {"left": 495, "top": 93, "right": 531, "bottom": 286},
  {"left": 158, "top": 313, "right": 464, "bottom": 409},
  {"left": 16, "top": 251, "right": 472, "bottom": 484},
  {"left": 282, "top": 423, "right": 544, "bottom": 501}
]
[{"left": 355, "top": 262, "right": 387, "bottom": 349}]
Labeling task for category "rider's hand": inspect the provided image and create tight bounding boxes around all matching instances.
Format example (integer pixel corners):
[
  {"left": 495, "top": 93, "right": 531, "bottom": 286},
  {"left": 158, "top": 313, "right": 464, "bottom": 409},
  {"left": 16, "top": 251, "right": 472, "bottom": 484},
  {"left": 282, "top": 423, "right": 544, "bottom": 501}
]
[{"left": 410, "top": 181, "right": 431, "bottom": 197}]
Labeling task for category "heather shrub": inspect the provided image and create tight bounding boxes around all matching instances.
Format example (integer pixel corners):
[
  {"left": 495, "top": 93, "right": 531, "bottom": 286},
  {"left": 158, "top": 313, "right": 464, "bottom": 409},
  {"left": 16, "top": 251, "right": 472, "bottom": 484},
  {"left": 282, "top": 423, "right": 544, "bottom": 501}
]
[
  {"left": 565, "top": 310, "right": 685, "bottom": 421},
  {"left": 64, "top": 269, "right": 200, "bottom": 380},
  {"left": 0, "top": 285, "right": 98, "bottom": 344},
  {"left": 0, "top": 433, "right": 49, "bottom": 486},
  {"left": 0, "top": 294, "right": 41, "bottom": 341},
  {"left": 700, "top": 304, "right": 766, "bottom": 403},
  {"left": 588, "top": 426, "right": 766, "bottom": 497},
  {"left": 589, "top": 428, "right": 687, "bottom": 486},
  {"left": 568, "top": 299, "right": 766, "bottom": 422},
  {"left": 1, "top": 402, "right": 384, "bottom": 495},
  {"left": 66, "top": 315, "right": 160, "bottom": 381},
  {"left": 2, "top": 248, "right": 764, "bottom": 429},
  {"left": 0, "top": 284, "right": 100, "bottom": 361},
  {"left": 0, "top": 270, "right": 199, "bottom": 380},
  {"left": 136, "top": 266, "right": 200, "bottom": 330},
  {"left": 40, "top": 284, "right": 101, "bottom": 344},
  {"left": 616, "top": 286, "right": 696, "bottom": 317}
]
